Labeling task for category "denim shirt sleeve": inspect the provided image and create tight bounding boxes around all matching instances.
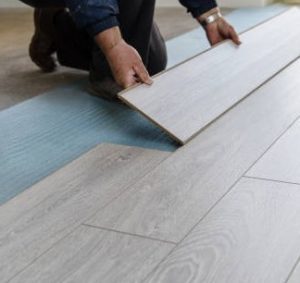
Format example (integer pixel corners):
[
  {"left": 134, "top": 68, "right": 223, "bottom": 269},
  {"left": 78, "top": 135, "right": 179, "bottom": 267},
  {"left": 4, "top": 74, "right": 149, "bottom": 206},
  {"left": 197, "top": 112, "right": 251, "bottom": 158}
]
[
  {"left": 65, "top": 0, "right": 119, "bottom": 37},
  {"left": 179, "top": 0, "right": 218, "bottom": 18}
]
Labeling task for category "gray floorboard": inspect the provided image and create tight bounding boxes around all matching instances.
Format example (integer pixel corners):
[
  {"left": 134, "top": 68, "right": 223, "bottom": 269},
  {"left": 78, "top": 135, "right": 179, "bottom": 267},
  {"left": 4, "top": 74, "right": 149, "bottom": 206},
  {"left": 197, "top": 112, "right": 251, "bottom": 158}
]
[{"left": 9, "top": 225, "right": 174, "bottom": 283}]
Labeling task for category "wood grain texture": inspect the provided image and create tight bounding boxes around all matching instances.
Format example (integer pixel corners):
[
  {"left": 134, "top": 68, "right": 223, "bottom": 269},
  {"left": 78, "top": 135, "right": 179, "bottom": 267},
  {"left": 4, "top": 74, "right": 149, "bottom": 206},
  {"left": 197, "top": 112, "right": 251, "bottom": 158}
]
[
  {"left": 9, "top": 225, "right": 174, "bottom": 283},
  {"left": 247, "top": 119, "right": 300, "bottom": 184},
  {"left": 119, "top": 8, "right": 300, "bottom": 144},
  {"left": 0, "top": 144, "right": 170, "bottom": 282},
  {"left": 146, "top": 178, "right": 300, "bottom": 283},
  {"left": 87, "top": 59, "right": 300, "bottom": 243}
]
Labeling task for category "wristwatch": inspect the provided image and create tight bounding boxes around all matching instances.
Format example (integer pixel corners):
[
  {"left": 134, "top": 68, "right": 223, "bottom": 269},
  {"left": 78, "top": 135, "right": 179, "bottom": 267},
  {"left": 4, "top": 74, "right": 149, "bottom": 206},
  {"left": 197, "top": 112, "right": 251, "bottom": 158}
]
[{"left": 199, "top": 12, "right": 223, "bottom": 27}]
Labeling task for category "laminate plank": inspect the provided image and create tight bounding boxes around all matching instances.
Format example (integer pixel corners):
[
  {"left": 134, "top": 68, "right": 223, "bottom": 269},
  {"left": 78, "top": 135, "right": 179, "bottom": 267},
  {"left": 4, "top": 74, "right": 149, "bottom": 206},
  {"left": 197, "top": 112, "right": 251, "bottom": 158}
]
[
  {"left": 0, "top": 144, "right": 170, "bottom": 282},
  {"left": 246, "top": 119, "right": 300, "bottom": 184},
  {"left": 9, "top": 225, "right": 174, "bottom": 283},
  {"left": 146, "top": 178, "right": 300, "bottom": 283},
  {"left": 119, "top": 8, "right": 300, "bottom": 144},
  {"left": 86, "top": 59, "right": 300, "bottom": 243}
]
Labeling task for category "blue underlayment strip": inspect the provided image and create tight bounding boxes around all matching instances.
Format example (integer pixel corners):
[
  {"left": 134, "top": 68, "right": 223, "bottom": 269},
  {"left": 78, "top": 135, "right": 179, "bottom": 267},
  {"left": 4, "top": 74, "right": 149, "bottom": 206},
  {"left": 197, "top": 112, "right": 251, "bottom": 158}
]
[{"left": 0, "top": 4, "right": 289, "bottom": 205}]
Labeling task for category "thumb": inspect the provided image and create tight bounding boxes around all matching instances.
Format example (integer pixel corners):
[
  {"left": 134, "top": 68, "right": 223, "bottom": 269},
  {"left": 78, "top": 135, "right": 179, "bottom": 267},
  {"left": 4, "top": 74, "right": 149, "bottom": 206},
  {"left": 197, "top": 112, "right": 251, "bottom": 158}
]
[{"left": 133, "top": 63, "right": 153, "bottom": 85}]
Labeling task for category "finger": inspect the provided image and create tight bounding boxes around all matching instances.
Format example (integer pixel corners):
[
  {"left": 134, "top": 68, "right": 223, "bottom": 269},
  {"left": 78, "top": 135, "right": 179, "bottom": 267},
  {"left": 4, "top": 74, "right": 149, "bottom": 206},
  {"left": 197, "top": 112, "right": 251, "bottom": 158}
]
[
  {"left": 208, "top": 31, "right": 224, "bottom": 46},
  {"left": 122, "top": 70, "right": 137, "bottom": 89},
  {"left": 133, "top": 63, "right": 153, "bottom": 85},
  {"left": 229, "top": 27, "right": 241, "bottom": 45}
]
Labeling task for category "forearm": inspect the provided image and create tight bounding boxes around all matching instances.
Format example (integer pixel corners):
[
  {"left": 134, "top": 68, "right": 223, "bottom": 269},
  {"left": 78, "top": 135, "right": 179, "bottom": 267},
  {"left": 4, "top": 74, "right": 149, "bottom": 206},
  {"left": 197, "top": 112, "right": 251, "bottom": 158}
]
[{"left": 94, "top": 26, "right": 123, "bottom": 56}]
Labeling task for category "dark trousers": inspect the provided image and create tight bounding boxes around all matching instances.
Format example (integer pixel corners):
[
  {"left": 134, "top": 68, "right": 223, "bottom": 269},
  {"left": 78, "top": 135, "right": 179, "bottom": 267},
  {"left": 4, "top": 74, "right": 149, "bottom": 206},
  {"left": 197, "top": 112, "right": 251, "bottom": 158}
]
[{"left": 20, "top": 0, "right": 167, "bottom": 77}]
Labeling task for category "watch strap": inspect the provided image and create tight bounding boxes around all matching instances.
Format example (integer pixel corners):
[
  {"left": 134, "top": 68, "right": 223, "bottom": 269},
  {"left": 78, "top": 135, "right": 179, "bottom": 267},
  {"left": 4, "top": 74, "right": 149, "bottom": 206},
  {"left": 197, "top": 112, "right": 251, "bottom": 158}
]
[{"left": 199, "top": 12, "right": 223, "bottom": 27}]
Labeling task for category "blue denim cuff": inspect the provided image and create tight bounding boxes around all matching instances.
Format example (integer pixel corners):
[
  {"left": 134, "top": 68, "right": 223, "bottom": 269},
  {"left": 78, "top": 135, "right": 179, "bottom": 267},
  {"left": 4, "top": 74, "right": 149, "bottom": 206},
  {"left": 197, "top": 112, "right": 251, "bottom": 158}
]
[{"left": 86, "top": 15, "right": 119, "bottom": 37}]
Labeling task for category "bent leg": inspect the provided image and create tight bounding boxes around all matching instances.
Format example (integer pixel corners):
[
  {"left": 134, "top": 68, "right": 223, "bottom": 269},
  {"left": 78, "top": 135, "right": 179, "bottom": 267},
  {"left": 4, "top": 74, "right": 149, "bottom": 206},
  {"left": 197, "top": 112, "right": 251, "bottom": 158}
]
[
  {"left": 21, "top": 0, "right": 92, "bottom": 71},
  {"left": 53, "top": 10, "right": 93, "bottom": 71}
]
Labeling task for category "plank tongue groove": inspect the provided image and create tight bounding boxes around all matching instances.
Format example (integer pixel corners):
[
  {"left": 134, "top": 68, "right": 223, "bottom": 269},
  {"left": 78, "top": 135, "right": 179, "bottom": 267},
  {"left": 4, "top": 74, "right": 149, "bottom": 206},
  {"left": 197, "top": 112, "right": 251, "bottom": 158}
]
[{"left": 119, "top": 8, "right": 300, "bottom": 144}]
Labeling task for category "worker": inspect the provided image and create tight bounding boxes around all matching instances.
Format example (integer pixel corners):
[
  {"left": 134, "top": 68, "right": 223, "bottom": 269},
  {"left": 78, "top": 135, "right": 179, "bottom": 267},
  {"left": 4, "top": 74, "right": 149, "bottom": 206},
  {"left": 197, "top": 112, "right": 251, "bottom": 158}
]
[{"left": 19, "top": 0, "right": 241, "bottom": 100}]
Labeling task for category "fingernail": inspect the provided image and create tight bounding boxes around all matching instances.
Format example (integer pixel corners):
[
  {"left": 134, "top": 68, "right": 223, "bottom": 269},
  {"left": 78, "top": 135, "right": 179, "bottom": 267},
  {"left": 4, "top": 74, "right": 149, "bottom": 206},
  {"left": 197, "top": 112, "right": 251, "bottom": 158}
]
[{"left": 146, "top": 79, "right": 153, "bottom": 85}]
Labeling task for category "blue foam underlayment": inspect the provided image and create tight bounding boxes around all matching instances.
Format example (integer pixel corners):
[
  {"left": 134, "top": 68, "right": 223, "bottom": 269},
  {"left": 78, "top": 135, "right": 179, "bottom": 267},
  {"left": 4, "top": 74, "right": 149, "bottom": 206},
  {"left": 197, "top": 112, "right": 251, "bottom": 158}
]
[{"left": 0, "top": 4, "right": 289, "bottom": 205}]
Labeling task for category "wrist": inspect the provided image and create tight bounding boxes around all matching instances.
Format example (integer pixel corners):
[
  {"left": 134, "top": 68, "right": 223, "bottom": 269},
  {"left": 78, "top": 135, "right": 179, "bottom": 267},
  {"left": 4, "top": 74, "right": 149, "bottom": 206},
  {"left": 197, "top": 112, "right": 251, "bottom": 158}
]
[
  {"left": 197, "top": 7, "right": 221, "bottom": 23},
  {"left": 197, "top": 8, "right": 222, "bottom": 28},
  {"left": 94, "top": 26, "right": 123, "bottom": 55}
]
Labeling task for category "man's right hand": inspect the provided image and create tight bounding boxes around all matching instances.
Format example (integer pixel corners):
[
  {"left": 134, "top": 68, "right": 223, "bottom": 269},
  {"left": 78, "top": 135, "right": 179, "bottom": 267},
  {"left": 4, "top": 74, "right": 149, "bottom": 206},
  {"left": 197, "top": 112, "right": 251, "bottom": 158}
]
[{"left": 95, "top": 27, "right": 153, "bottom": 89}]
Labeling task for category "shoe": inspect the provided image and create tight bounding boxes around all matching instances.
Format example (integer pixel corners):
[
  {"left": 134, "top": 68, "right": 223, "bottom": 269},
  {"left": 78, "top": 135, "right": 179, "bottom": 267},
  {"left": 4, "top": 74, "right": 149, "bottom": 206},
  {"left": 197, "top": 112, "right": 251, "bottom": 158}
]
[{"left": 29, "top": 8, "right": 60, "bottom": 72}]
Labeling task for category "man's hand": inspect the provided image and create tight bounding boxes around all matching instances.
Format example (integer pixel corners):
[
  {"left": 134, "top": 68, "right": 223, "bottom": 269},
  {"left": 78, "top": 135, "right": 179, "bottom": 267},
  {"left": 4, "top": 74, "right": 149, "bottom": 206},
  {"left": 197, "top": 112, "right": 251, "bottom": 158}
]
[
  {"left": 105, "top": 39, "right": 153, "bottom": 89},
  {"left": 205, "top": 18, "right": 241, "bottom": 46},
  {"left": 198, "top": 8, "right": 241, "bottom": 46},
  {"left": 95, "top": 26, "right": 153, "bottom": 89}
]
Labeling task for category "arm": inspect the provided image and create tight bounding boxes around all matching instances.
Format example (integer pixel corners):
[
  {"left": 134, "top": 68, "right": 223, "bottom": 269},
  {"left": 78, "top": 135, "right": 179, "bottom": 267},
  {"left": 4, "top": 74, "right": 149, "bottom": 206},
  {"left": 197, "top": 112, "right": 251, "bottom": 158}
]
[
  {"left": 65, "top": 0, "right": 152, "bottom": 88},
  {"left": 179, "top": 0, "right": 241, "bottom": 45}
]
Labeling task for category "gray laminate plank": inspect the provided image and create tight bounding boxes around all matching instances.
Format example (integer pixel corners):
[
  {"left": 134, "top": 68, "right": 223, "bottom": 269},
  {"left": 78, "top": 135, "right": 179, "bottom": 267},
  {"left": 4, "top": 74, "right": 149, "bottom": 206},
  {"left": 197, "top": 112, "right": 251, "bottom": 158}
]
[
  {"left": 9, "top": 225, "right": 174, "bottom": 283},
  {"left": 86, "top": 59, "right": 300, "bottom": 243},
  {"left": 246, "top": 119, "right": 300, "bottom": 184},
  {"left": 119, "top": 8, "right": 300, "bottom": 144},
  {"left": 0, "top": 144, "right": 170, "bottom": 282},
  {"left": 146, "top": 178, "right": 300, "bottom": 283}
]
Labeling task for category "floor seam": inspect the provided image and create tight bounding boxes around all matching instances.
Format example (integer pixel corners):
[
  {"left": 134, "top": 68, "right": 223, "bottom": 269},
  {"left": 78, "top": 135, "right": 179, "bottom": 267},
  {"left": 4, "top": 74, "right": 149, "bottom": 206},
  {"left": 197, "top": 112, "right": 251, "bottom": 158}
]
[
  {"left": 82, "top": 224, "right": 177, "bottom": 245},
  {"left": 243, "top": 176, "right": 300, "bottom": 187}
]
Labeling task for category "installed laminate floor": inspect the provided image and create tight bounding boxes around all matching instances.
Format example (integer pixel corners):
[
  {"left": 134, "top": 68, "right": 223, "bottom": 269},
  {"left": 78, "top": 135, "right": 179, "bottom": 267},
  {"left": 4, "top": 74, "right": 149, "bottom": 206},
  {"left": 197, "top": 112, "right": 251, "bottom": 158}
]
[
  {"left": 0, "top": 144, "right": 170, "bottom": 282},
  {"left": 146, "top": 178, "right": 300, "bottom": 283},
  {"left": 119, "top": 8, "right": 300, "bottom": 144},
  {"left": 87, "top": 59, "right": 300, "bottom": 243},
  {"left": 9, "top": 225, "right": 174, "bottom": 283}
]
